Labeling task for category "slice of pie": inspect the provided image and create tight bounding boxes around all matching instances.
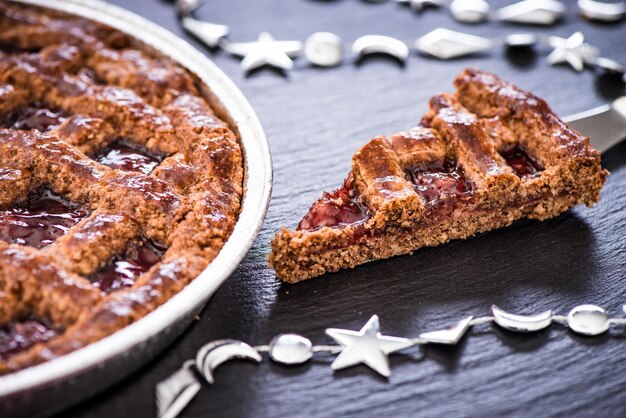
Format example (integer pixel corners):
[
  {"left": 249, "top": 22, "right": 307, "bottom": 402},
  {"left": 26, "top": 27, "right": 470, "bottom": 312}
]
[
  {"left": 0, "top": 3, "right": 242, "bottom": 373},
  {"left": 270, "top": 68, "right": 608, "bottom": 283}
]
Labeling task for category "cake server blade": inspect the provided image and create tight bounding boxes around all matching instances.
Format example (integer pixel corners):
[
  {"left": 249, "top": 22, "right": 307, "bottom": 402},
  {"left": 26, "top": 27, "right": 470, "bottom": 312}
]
[{"left": 564, "top": 96, "right": 626, "bottom": 153}]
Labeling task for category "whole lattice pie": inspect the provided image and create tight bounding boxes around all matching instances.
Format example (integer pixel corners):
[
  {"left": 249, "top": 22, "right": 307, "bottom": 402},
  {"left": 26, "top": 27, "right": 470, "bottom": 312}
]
[
  {"left": 270, "top": 69, "right": 608, "bottom": 283},
  {"left": 0, "top": 3, "right": 243, "bottom": 373}
]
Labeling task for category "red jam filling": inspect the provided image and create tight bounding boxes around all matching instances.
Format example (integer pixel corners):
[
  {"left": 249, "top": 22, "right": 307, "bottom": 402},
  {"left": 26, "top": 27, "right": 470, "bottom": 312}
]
[
  {"left": 0, "top": 189, "right": 88, "bottom": 249},
  {"left": 0, "top": 318, "right": 59, "bottom": 360},
  {"left": 0, "top": 104, "right": 68, "bottom": 132},
  {"left": 94, "top": 140, "right": 164, "bottom": 174},
  {"left": 500, "top": 146, "right": 543, "bottom": 177},
  {"left": 88, "top": 239, "right": 164, "bottom": 293},
  {"left": 297, "top": 178, "right": 369, "bottom": 231},
  {"left": 408, "top": 159, "right": 473, "bottom": 203}
]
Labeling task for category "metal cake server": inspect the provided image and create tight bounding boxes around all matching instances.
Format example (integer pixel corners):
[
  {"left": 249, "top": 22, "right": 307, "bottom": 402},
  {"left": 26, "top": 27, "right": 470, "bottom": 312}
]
[{"left": 564, "top": 96, "right": 626, "bottom": 153}]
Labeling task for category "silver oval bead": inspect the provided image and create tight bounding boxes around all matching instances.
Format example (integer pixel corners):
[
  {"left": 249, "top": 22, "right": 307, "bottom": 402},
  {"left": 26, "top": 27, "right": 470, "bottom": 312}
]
[
  {"left": 567, "top": 304, "right": 610, "bottom": 336},
  {"left": 269, "top": 334, "right": 313, "bottom": 365},
  {"left": 504, "top": 33, "right": 539, "bottom": 48},
  {"left": 578, "top": 0, "right": 626, "bottom": 22},
  {"left": 176, "top": 0, "right": 202, "bottom": 16},
  {"left": 304, "top": 32, "right": 344, "bottom": 67},
  {"left": 450, "top": 0, "right": 490, "bottom": 23}
]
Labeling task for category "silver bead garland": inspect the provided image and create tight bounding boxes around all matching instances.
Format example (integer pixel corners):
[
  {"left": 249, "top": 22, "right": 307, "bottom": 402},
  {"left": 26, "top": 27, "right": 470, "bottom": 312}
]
[
  {"left": 157, "top": 303, "right": 626, "bottom": 418},
  {"left": 175, "top": 0, "right": 626, "bottom": 78}
]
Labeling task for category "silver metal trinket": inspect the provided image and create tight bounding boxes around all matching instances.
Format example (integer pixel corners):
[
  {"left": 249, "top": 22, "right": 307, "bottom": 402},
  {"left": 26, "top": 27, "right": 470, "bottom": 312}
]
[
  {"left": 224, "top": 32, "right": 303, "bottom": 73},
  {"left": 352, "top": 35, "right": 410, "bottom": 63},
  {"left": 593, "top": 57, "right": 626, "bottom": 75},
  {"left": 492, "top": 305, "right": 553, "bottom": 332},
  {"left": 181, "top": 17, "right": 230, "bottom": 49},
  {"left": 326, "top": 315, "right": 414, "bottom": 377},
  {"left": 156, "top": 360, "right": 201, "bottom": 418},
  {"left": 175, "top": 0, "right": 201, "bottom": 16},
  {"left": 578, "top": 0, "right": 626, "bottom": 22},
  {"left": 269, "top": 334, "right": 314, "bottom": 365},
  {"left": 567, "top": 305, "right": 610, "bottom": 336},
  {"left": 504, "top": 33, "right": 539, "bottom": 48},
  {"left": 415, "top": 28, "right": 494, "bottom": 59},
  {"left": 450, "top": 0, "right": 491, "bottom": 23},
  {"left": 195, "top": 339, "right": 262, "bottom": 384},
  {"left": 495, "top": 0, "right": 566, "bottom": 25},
  {"left": 304, "top": 32, "right": 344, "bottom": 67},
  {"left": 546, "top": 31, "right": 600, "bottom": 72},
  {"left": 419, "top": 316, "right": 474, "bottom": 344}
]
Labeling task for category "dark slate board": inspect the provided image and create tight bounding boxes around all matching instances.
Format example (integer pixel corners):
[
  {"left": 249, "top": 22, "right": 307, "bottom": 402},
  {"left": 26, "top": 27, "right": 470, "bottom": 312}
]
[{"left": 63, "top": 0, "right": 626, "bottom": 417}]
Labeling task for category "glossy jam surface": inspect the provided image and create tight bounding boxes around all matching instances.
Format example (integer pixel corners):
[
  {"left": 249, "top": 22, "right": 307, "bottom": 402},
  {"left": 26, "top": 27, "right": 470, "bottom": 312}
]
[
  {"left": 0, "top": 105, "right": 68, "bottom": 132},
  {"left": 409, "top": 159, "right": 473, "bottom": 203},
  {"left": 0, "top": 318, "right": 59, "bottom": 360},
  {"left": 501, "top": 146, "right": 543, "bottom": 177},
  {"left": 0, "top": 190, "right": 88, "bottom": 249},
  {"left": 88, "top": 240, "right": 164, "bottom": 293},
  {"left": 297, "top": 178, "right": 369, "bottom": 231},
  {"left": 94, "top": 140, "right": 164, "bottom": 174}
]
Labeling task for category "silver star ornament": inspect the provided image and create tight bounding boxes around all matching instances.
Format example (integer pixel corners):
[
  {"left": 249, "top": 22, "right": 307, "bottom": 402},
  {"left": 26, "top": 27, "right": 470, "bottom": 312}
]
[
  {"left": 224, "top": 32, "right": 303, "bottom": 73},
  {"left": 325, "top": 315, "right": 414, "bottom": 377},
  {"left": 546, "top": 31, "right": 600, "bottom": 72}
]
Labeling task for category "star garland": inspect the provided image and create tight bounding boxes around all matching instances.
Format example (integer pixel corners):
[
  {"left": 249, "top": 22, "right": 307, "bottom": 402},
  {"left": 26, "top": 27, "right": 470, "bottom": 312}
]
[
  {"left": 156, "top": 303, "right": 626, "bottom": 418},
  {"left": 175, "top": 0, "right": 626, "bottom": 78}
]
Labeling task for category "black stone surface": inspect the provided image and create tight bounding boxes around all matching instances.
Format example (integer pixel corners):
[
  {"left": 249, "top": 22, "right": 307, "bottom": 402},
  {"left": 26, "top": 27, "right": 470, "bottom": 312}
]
[{"left": 62, "top": 0, "right": 626, "bottom": 417}]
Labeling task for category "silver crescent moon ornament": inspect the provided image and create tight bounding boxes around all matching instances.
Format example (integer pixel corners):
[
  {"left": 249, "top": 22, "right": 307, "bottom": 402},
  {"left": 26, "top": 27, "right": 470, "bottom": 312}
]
[
  {"left": 304, "top": 32, "right": 344, "bottom": 67},
  {"left": 419, "top": 316, "right": 474, "bottom": 344},
  {"left": 156, "top": 360, "right": 201, "bottom": 418},
  {"left": 567, "top": 305, "right": 610, "bottom": 336},
  {"left": 491, "top": 305, "right": 554, "bottom": 332},
  {"left": 195, "top": 339, "right": 262, "bottom": 384},
  {"left": 352, "top": 35, "right": 410, "bottom": 63},
  {"left": 578, "top": 0, "right": 626, "bottom": 22}
]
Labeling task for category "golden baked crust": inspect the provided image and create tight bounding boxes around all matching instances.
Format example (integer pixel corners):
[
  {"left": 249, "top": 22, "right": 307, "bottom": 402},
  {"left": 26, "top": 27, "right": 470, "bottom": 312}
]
[
  {"left": 0, "top": 3, "right": 243, "bottom": 373},
  {"left": 270, "top": 68, "right": 608, "bottom": 283}
]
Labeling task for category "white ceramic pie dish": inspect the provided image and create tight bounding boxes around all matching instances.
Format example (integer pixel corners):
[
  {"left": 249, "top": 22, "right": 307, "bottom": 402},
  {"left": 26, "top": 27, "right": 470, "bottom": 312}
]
[{"left": 0, "top": 0, "right": 272, "bottom": 416}]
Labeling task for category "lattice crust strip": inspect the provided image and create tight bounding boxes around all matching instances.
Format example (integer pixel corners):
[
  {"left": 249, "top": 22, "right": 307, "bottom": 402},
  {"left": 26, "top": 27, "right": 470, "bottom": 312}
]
[
  {"left": 270, "top": 68, "right": 607, "bottom": 283},
  {"left": 0, "top": 3, "right": 243, "bottom": 373}
]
